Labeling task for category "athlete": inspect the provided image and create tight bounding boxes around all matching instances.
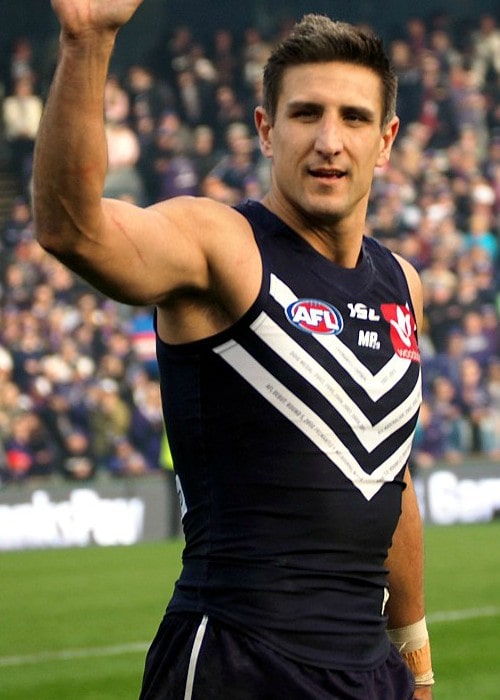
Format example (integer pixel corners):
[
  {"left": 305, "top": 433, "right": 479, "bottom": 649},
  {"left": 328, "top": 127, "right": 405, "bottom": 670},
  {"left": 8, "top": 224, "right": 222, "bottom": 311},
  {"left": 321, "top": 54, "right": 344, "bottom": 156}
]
[{"left": 33, "top": 2, "right": 434, "bottom": 698}]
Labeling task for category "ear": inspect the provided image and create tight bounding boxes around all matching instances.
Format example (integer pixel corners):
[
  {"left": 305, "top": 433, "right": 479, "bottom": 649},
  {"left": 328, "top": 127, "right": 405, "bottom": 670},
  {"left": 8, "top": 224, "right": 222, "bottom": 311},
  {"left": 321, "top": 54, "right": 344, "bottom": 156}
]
[
  {"left": 376, "top": 116, "right": 400, "bottom": 168},
  {"left": 255, "top": 106, "right": 273, "bottom": 158}
]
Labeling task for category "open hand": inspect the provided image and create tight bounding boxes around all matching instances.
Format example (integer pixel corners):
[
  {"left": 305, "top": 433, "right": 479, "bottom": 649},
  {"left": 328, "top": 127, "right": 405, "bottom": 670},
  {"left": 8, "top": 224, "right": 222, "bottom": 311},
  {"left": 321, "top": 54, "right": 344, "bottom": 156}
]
[{"left": 51, "top": 0, "right": 144, "bottom": 37}]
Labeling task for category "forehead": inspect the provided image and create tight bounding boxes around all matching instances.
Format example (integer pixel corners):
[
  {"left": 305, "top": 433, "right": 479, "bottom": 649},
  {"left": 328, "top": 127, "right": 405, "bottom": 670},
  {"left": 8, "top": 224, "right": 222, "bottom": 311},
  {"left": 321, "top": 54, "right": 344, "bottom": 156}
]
[{"left": 277, "top": 61, "right": 383, "bottom": 113}]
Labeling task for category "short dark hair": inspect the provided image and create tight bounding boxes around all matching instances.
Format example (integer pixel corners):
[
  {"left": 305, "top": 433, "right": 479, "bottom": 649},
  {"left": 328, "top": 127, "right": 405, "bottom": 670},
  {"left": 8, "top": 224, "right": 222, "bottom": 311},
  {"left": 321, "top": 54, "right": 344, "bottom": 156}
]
[{"left": 263, "top": 14, "right": 398, "bottom": 128}]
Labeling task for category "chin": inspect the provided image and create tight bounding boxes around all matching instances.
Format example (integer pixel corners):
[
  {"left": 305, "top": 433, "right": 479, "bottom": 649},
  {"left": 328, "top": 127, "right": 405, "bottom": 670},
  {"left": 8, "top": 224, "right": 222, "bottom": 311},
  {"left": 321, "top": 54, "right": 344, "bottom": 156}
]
[{"left": 302, "top": 197, "right": 344, "bottom": 222}]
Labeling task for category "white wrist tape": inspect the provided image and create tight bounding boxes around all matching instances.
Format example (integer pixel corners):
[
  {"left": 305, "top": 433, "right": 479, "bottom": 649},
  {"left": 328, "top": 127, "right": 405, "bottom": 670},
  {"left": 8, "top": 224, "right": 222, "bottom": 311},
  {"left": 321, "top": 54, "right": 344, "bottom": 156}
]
[
  {"left": 387, "top": 617, "right": 435, "bottom": 686},
  {"left": 387, "top": 616, "right": 429, "bottom": 653}
]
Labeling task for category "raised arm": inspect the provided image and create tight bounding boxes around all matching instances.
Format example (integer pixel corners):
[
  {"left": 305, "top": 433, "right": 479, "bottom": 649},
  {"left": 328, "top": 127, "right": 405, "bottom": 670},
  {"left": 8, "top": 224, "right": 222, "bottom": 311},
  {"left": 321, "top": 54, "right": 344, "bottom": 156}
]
[{"left": 33, "top": 0, "right": 257, "bottom": 317}]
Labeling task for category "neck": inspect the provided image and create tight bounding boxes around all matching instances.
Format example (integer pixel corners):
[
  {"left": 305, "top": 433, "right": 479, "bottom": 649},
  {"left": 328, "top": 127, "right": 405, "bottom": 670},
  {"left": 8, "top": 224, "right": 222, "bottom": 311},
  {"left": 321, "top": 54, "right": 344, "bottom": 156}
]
[{"left": 260, "top": 193, "right": 364, "bottom": 268}]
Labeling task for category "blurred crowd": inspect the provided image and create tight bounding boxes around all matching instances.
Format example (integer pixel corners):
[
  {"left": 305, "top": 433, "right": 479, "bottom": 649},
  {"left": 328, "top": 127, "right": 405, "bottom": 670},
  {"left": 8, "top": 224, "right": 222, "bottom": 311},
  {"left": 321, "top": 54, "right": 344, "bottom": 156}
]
[{"left": 0, "top": 12, "right": 499, "bottom": 485}]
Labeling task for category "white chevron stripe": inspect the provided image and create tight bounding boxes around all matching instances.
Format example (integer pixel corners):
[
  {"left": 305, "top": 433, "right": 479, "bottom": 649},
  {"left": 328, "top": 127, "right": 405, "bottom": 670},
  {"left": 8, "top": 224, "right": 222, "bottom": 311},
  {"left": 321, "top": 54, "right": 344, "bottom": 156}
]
[
  {"left": 213, "top": 340, "right": 413, "bottom": 501},
  {"left": 270, "top": 274, "right": 412, "bottom": 401},
  {"left": 250, "top": 312, "right": 421, "bottom": 453}
]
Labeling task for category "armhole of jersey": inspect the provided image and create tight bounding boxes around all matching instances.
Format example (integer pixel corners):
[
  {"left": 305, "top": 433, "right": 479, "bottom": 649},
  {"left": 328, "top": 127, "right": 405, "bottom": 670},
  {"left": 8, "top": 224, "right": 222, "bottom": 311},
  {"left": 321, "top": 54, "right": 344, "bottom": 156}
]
[{"left": 390, "top": 252, "right": 419, "bottom": 335}]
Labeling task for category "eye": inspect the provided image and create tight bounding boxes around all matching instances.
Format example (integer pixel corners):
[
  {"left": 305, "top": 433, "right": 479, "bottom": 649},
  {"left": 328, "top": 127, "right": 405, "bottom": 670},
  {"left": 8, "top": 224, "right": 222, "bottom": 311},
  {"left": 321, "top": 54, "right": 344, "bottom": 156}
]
[
  {"left": 343, "top": 109, "right": 373, "bottom": 124},
  {"left": 344, "top": 112, "right": 364, "bottom": 122},
  {"left": 290, "top": 105, "right": 321, "bottom": 121}
]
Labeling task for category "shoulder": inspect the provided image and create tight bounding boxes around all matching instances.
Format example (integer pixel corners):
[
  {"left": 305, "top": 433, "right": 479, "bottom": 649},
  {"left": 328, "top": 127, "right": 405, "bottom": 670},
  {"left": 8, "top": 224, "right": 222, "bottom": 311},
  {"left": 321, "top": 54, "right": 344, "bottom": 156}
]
[
  {"left": 151, "top": 194, "right": 260, "bottom": 290},
  {"left": 152, "top": 196, "right": 262, "bottom": 342},
  {"left": 150, "top": 196, "right": 255, "bottom": 255},
  {"left": 393, "top": 253, "right": 423, "bottom": 330},
  {"left": 152, "top": 195, "right": 248, "bottom": 229}
]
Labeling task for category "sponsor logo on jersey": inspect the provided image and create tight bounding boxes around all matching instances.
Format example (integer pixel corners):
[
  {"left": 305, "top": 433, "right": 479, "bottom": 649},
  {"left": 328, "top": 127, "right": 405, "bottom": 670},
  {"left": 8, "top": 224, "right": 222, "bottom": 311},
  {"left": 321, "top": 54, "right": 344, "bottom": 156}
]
[
  {"left": 380, "top": 303, "right": 420, "bottom": 362},
  {"left": 347, "top": 302, "right": 380, "bottom": 321},
  {"left": 358, "top": 330, "right": 381, "bottom": 350},
  {"left": 286, "top": 299, "right": 344, "bottom": 335}
]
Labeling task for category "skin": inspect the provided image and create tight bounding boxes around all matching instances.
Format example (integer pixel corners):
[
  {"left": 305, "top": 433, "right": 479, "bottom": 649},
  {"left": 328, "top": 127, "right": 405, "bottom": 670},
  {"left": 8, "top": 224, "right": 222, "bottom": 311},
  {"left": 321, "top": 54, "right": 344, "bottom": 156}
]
[
  {"left": 256, "top": 62, "right": 400, "bottom": 267},
  {"left": 34, "top": 2, "right": 432, "bottom": 697}
]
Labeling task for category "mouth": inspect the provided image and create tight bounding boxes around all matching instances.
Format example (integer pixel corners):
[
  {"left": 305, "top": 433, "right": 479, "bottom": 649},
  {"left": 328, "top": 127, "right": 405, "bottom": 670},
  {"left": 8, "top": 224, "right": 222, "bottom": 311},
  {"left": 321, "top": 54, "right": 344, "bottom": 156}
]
[{"left": 308, "top": 167, "right": 347, "bottom": 180}]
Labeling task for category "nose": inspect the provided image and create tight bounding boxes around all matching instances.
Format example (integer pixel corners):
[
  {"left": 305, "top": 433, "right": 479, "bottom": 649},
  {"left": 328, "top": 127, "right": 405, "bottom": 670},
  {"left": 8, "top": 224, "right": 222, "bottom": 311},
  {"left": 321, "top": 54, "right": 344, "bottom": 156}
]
[{"left": 314, "top": 116, "right": 343, "bottom": 157}]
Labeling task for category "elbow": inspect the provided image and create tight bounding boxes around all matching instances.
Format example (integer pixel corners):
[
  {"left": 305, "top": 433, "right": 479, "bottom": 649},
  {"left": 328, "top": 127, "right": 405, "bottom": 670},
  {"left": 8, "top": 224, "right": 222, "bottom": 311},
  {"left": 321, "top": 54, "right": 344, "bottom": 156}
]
[
  {"left": 35, "top": 230, "right": 65, "bottom": 259},
  {"left": 33, "top": 213, "right": 69, "bottom": 258},
  {"left": 32, "top": 190, "right": 70, "bottom": 257},
  {"left": 33, "top": 194, "right": 100, "bottom": 262},
  {"left": 34, "top": 215, "right": 91, "bottom": 271}
]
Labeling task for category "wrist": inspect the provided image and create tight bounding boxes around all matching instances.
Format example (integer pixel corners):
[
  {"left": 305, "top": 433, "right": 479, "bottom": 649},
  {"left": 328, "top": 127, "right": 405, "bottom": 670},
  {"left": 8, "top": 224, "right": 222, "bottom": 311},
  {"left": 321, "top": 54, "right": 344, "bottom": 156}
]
[
  {"left": 59, "top": 27, "right": 118, "bottom": 53},
  {"left": 387, "top": 616, "right": 435, "bottom": 687}
]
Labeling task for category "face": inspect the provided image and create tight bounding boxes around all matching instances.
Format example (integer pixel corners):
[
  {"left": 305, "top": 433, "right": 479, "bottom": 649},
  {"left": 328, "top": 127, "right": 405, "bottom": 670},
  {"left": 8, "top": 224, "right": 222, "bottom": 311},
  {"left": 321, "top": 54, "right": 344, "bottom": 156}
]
[{"left": 256, "top": 62, "right": 399, "bottom": 233}]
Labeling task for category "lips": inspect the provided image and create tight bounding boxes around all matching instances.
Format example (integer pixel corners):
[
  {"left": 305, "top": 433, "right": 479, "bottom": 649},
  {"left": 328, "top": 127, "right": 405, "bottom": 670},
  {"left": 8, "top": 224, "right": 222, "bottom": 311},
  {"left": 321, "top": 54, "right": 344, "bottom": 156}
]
[{"left": 308, "top": 167, "right": 346, "bottom": 179}]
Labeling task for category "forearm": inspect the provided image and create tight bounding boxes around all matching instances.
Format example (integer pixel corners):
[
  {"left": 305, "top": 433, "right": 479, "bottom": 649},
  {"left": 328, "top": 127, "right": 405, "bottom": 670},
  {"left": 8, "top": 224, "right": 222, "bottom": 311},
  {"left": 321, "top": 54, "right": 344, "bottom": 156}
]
[
  {"left": 385, "top": 468, "right": 425, "bottom": 627},
  {"left": 386, "top": 468, "right": 434, "bottom": 697},
  {"left": 33, "top": 31, "right": 116, "bottom": 253}
]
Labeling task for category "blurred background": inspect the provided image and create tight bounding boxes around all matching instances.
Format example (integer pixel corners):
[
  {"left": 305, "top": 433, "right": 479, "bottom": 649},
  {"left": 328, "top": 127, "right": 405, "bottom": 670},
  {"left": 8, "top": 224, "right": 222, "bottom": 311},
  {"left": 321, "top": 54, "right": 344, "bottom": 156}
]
[
  {"left": 0, "top": 3, "right": 499, "bottom": 700},
  {"left": 0, "top": 0, "right": 498, "bottom": 538}
]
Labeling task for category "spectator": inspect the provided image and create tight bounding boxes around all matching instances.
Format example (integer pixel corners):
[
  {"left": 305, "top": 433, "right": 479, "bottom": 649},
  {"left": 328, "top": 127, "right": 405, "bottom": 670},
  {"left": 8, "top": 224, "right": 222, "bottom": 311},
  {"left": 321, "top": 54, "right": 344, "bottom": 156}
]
[
  {"left": 241, "top": 27, "right": 271, "bottom": 93},
  {"left": 405, "top": 16, "right": 428, "bottom": 60},
  {"left": 2, "top": 72, "right": 43, "bottom": 193},
  {"left": 127, "top": 309, "right": 158, "bottom": 378},
  {"left": 165, "top": 25, "right": 194, "bottom": 79},
  {"left": 428, "top": 28, "right": 462, "bottom": 77},
  {"left": 60, "top": 429, "right": 95, "bottom": 481},
  {"left": 389, "top": 39, "right": 423, "bottom": 131},
  {"left": 174, "top": 68, "right": 216, "bottom": 128},
  {"left": 470, "top": 14, "right": 500, "bottom": 89},
  {"left": 422, "top": 265, "right": 462, "bottom": 353},
  {"left": 460, "top": 310, "right": 495, "bottom": 368},
  {"left": 457, "top": 356, "right": 496, "bottom": 455},
  {"left": 150, "top": 110, "right": 196, "bottom": 201},
  {"left": 11, "top": 319, "right": 47, "bottom": 392},
  {"left": 418, "top": 51, "right": 458, "bottom": 149},
  {"left": 211, "top": 84, "right": 246, "bottom": 148},
  {"left": 9, "top": 37, "right": 36, "bottom": 88},
  {"left": 203, "top": 122, "right": 261, "bottom": 204},
  {"left": 486, "top": 358, "right": 500, "bottom": 458},
  {"left": 428, "top": 375, "right": 467, "bottom": 462},
  {"left": 154, "top": 133, "right": 199, "bottom": 201},
  {"left": 104, "top": 121, "right": 147, "bottom": 205},
  {"left": 410, "top": 399, "right": 446, "bottom": 469},
  {"left": 211, "top": 28, "right": 239, "bottom": 88},
  {"left": 129, "top": 379, "right": 164, "bottom": 470},
  {"left": 4, "top": 411, "right": 60, "bottom": 481},
  {"left": 89, "top": 378, "right": 131, "bottom": 471},
  {"left": 108, "top": 437, "right": 150, "bottom": 477},
  {"left": 462, "top": 210, "right": 498, "bottom": 262},
  {"left": 125, "top": 64, "right": 176, "bottom": 127},
  {"left": 0, "top": 380, "right": 26, "bottom": 449},
  {"left": 1, "top": 196, "right": 34, "bottom": 258},
  {"left": 190, "top": 124, "right": 220, "bottom": 189}
]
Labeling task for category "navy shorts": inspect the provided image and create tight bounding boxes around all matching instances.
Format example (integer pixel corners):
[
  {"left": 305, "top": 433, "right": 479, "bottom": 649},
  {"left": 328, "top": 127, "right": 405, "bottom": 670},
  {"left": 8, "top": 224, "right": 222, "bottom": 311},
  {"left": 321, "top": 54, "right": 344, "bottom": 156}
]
[{"left": 139, "top": 612, "right": 415, "bottom": 700}]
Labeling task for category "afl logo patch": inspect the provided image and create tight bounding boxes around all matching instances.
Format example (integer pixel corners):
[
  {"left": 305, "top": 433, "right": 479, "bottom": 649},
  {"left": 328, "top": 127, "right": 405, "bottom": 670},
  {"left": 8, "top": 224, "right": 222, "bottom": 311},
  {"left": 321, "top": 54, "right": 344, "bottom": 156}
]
[{"left": 286, "top": 299, "right": 344, "bottom": 335}]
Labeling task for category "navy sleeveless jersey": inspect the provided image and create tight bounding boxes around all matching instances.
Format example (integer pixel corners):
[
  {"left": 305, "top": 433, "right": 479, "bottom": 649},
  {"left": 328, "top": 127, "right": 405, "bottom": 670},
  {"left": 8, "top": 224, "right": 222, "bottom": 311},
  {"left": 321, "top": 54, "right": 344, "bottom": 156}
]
[{"left": 156, "top": 200, "right": 422, "bottom": 671}]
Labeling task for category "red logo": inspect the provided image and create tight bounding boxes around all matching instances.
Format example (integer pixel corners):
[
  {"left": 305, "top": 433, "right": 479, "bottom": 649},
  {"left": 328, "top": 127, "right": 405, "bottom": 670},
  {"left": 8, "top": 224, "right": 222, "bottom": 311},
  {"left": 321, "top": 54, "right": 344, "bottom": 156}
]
[{"left": 380, "top": 304, "right": 420, "bottom": 362}]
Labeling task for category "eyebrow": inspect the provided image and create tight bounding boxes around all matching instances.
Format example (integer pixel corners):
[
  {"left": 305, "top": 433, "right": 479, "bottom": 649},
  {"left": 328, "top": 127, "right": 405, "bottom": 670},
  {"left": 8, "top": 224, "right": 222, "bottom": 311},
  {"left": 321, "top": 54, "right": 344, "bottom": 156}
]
[
  {"left": 285, "top": 100, "right": 321, "bottom": 113},
  {"left": 340, "top": 105, "right": 376, "bottom": 121},
  {"left": 285, "top": 100, "right": 376, "bottom": 121}
]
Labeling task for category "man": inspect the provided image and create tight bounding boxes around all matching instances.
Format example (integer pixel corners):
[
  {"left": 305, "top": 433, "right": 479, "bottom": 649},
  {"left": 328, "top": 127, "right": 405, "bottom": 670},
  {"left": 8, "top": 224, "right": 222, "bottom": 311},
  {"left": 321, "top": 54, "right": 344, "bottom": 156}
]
[{"left": 33, "top": 2, "right": 434, "bottom": 698}]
